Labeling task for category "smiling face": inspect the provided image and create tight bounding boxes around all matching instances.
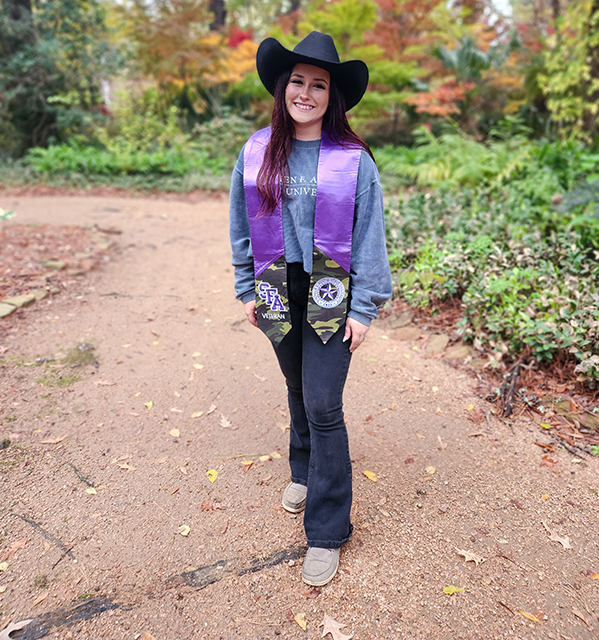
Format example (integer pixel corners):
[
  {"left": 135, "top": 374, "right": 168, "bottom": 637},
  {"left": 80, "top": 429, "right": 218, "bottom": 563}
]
[{"left": 285, "top": 63, "right": 330, "bottom": 140}]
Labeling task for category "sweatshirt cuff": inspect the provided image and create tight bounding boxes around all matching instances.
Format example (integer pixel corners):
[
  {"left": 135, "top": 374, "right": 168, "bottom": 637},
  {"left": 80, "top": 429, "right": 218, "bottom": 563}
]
[
  {"left": 348, "top": 310, "right": 372, "bottom": 326},
  {"left": 241, "top": 291, "right": 255, "bottom": 304}
]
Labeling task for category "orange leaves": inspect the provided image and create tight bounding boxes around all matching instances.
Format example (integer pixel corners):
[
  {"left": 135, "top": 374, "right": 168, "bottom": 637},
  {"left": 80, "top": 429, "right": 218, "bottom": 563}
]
[{"left": 405, "top": 80, "right": 476, "bottom": 116}]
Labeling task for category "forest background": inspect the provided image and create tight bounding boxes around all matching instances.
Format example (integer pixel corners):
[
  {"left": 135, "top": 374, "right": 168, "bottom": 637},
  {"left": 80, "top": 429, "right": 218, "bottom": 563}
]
[{"left": 0, "top": 0, "right": 599, "bottom": 390}]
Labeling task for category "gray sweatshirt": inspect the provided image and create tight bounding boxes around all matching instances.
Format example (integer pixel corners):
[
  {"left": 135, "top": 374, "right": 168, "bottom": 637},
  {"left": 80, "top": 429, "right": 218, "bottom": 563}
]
[{"left": 229, "top": 137, "right": 392, "bottom": 326}]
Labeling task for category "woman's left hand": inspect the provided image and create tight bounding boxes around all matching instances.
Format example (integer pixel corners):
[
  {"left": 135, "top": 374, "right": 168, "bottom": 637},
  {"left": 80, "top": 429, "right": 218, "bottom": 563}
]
[{"left": 343, "top": 317, "right": 369, "bottom": 352}]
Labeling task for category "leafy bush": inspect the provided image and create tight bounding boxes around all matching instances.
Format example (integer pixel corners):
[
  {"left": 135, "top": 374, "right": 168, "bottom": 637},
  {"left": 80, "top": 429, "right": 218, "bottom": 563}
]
[
  {"left": 25, "top": 141, "right": 227, "bottom": 177},
  {"left": 20, "top": 94, "right": 254, "bottom": 185},
  {"left": 377, "top": 126, "right": 599, "bottom": 194},
  {"left": 386, "top": 180, "right": 599, "bottom": 382}
]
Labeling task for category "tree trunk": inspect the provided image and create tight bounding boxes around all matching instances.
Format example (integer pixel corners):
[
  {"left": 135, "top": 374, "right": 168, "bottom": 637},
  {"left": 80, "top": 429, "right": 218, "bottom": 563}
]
[{"left": 209, "top": 0, "right": 226, "bottom": 30}]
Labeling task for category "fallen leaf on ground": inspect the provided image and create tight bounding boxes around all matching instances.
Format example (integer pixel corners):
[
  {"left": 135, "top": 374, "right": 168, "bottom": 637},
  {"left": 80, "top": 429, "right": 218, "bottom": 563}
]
[
  {"left": 219, "top": 415, "right": 232, "bottom": 428},
  {"left": 170, "top": 429, "right": 180, "bottom": 438},
  {"left": 259, "top": 454, "right": 270, "bottom": 462},
  {"left": 0, "top": 619, "right": 33, "bottom": 639},
  {"left": 572, "top": 609, "right": 590, "bottom": 626},
  {"left": 519, "top": 610, "right": 540, "bottom": 622},
  {"left": 0, "top": 563, "right": 8, "bottom": 572},
  {"left": 180, "top": 467, "right": 187, "bottom": 475},
  {"left": 170, "top": 408, "right": 182, "bottom": 413},
  {"left": 270, "top": 451, "right": 282, "bottom": 459},
  {"left": 540, "top": 422, "right": 553, "bottom": 429},
  {"left": 443, "top": 585, "right": 465, "bottom": 595},
  {"left": 456, "top": 548, "right": 485, "bottom": 566},
  {"left": 0, "top": 540, "right": 27, "bottom": 562},
  {"left": 201, "top": 502, "right": 225, "bottom": 511},
  {"left": 467, "top": 406, "right": 484, "bottom": 422},
  {"left": 320, "top": 614, "right": 353, "bottom": 640},
  {"left": 192, "top": 352, "right": 201, "bottom": 358},
  {"left": 541, "top": 494, "right": 550, "bottom": 500},
  {"left": 206, "top": 469, "right": 218, "bottom": 482},
  {"left": 40, "top": 436, "right": 67, "bottom": 444},
  {"left": 191, "top": 411, "right": 204, "bottom": 419},
  {"left": 85, "top": 487, "right": 97, "bottom": 495},
  {"left": 117, "top": 462, "right": 136, "bottom": 472},
  {"left": 193, "top": 364, "right": 204, "bottom": 370},
  {"left": 542, "top": 521, "right": 573, "bottom": 549},
  {"left": 294, "top": 612, "right": 307, "bottom": 631},
  {"left": 178, "top": 525, "right": 190, "bottom": 537},
  {"left": 363, "top": 470, "right": 377, "bottom": 482},
  {"left": 94, "top": 380, "right": 116, "bottom": 386},
  {"left": 540, "top": 454, "right": 558, "bottom": 472},
  {"left": 144, "top": 401, "right": 153, "bottom": 410},
  {"left": 242, "top": 460, "right": 253, "bottom": 471},
  {"left": 425, "top": 466, "right": 436, "bottom": 475},
  {"left": 206, "top": 404, "right": 217, "bottom": 415},
  {"left": 585, "top": 570, "right": 599, "bottom": 579},
  {"left": 277, "top": 422, "right": 290, "bottom": 432}
]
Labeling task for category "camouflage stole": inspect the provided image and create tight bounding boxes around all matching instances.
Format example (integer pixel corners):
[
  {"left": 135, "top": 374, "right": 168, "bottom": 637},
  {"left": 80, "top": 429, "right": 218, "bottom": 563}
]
[{"left": 244, "top": 127, "right": 361, "bottom": 347}]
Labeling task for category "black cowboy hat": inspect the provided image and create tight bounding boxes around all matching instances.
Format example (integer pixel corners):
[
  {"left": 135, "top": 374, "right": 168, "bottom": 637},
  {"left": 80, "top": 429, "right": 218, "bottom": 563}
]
[{"left": 256, "top": 31, "right": 369, "bottom": 112}]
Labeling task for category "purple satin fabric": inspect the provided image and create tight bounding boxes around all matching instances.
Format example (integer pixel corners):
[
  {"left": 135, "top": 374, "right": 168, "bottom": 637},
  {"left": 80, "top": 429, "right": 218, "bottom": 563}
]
[
  {"left": 243, "top": 127, "right": 283, "bottom": 278},
  {"left": 243, "top": 127, "right": 361, "bottom": 277},
  {"left": 314, "top": 132, "right": 360, "bottom": 272}
]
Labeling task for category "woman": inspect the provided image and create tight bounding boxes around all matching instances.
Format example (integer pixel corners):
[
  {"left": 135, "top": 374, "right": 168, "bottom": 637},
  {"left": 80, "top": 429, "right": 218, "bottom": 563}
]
[{"left": 229, "top": 31, "right": 392, "bottom": 586}]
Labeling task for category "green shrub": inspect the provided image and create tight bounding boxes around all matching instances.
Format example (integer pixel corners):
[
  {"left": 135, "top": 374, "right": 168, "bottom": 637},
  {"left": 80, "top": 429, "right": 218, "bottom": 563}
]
[
  {"left": 386, "top": 180, "right": 599, "bottom": 382},
  {"left": 20, "top": 97, "right": 254, "bottom": 185},
  {"left": 377, "top": 126, "right": 599, "bottom": 194}
]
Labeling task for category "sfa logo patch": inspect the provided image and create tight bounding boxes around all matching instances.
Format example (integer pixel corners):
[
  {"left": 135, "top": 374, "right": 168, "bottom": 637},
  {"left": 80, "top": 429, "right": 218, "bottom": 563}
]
[
  {"left": 257, "top": 282, "right": 287, "bottom": 312},
  {"left": 312, "top": 277, "right": 345, "bottom": 308}
]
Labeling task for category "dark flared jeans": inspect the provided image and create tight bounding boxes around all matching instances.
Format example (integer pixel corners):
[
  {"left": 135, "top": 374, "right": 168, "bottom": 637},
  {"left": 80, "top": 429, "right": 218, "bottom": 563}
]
[{"left": 273, "top": 263, "right": 353, "bottom": 548}]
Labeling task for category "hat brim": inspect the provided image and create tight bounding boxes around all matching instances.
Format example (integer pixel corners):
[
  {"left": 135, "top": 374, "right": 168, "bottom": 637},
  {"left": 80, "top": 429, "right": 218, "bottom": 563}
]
[{"left": 256, "top": 38, "right": 368, "bottom": 112}]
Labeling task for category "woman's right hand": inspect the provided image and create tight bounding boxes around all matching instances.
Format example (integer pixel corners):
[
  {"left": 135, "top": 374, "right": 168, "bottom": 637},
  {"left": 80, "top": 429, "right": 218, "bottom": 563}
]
[{"left": 244, "top": 300, "right": 258, "bottom": 327}]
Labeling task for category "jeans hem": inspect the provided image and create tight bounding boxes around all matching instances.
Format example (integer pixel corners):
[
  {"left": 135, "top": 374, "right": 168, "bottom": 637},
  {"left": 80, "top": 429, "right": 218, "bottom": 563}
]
[
  {"left": 290, "top": 476, "right": 307, "bottom": 486},
  {"left": 307, "top": 524, "right": 353, "bottom": 549}
]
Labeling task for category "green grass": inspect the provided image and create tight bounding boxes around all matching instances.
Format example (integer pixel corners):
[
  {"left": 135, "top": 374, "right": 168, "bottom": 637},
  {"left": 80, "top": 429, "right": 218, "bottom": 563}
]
[{"left": 35, "top": 372, "right": 81, "bottom": 388}]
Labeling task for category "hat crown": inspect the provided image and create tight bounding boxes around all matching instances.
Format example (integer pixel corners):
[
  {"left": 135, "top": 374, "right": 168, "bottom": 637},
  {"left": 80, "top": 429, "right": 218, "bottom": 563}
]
[{"left": 293, "top": 31, "right": 341, "bottom": 65}]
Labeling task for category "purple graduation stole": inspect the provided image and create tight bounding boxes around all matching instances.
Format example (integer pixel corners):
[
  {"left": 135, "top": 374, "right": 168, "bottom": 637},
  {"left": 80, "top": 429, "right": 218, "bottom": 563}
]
[{"left": 244, "top": 127, "right": 360, "bottom": 347}]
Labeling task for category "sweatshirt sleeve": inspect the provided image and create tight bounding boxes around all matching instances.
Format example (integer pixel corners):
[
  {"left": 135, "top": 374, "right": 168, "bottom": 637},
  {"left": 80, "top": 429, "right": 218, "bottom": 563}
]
[
  {"left": 348, "top": 151, "right": 393, "bottom": 325},
  {"left": 229, "top": 148, "right": 256, "bottom": 305}
]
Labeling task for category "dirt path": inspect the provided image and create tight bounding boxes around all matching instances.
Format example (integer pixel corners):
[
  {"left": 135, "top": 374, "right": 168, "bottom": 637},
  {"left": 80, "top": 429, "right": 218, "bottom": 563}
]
[{"left": 0, "top": 195, "right": 598, "bottom": 640}]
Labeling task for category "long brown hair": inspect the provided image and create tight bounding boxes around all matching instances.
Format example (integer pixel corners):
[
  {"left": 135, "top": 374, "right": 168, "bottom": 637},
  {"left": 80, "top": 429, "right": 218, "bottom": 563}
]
[{"left": 256, "top": 67, "right": 374, "bottom": 216}]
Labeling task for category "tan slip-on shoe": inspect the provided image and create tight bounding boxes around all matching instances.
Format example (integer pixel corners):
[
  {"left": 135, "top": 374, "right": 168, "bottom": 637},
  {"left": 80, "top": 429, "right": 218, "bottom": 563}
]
[
  {"left": 282, "top": 482, "right": 308, "bottom": 513},
  {"left": 301, "top": 547, "right": 340, "bottom": 586}
]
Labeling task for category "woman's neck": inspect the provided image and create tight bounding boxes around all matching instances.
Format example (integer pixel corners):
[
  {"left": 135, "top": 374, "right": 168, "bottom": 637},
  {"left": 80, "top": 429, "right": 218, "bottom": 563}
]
[{"left": 293, "top": 121, "right": 323, "bottom": 141}]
